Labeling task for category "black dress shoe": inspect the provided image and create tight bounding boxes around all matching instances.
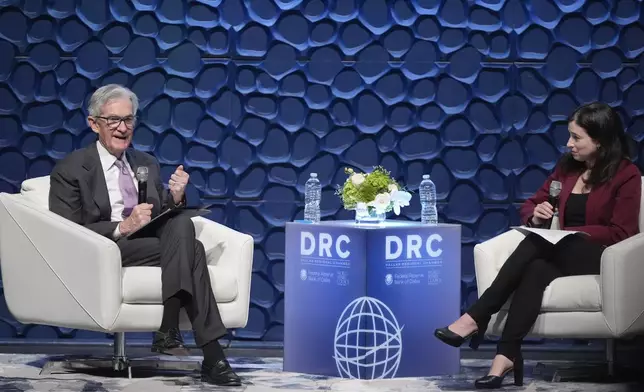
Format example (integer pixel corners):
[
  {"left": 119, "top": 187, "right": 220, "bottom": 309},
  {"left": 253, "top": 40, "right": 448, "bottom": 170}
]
[
  {"left": 201, "top": 359, "right": 242, "bottom": 386},
  {"left": 434, "top": 327, "right": 482, "bottom": 349},
  {"left": 474, "top": 355, "right": 524, "bottom": 389},
  {"left": 151, "top": 328, "right": 190, "bottom": 356}
]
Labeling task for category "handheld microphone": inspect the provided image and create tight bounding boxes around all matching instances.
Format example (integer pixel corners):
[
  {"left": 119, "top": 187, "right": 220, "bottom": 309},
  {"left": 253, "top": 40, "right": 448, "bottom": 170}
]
[
  {"left": 136, "top": 166, "right": 148, "bottom": 204},
  {"left": 548, "top": 180, "right": 562, "bottom": 209},
  {"left": 545, "top": 180, "right": 562, "bottom": 228}
]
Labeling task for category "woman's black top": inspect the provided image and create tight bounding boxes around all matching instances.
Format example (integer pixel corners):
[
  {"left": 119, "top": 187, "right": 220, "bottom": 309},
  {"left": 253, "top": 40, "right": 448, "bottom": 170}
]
[{"left": 563, "top": 193, "right": 589, "bottom": 227}]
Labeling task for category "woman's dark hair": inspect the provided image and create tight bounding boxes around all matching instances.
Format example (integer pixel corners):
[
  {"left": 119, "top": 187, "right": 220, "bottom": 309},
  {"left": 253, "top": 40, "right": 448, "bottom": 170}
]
[{"left": 559, "top": 102, "right": 631, "bottom": 186}]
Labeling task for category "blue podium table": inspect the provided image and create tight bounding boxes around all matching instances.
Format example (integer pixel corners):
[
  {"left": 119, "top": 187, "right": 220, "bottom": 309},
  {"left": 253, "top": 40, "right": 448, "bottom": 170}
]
[{"left": 283, "top": 220, "right": 462, "bottom": 379}]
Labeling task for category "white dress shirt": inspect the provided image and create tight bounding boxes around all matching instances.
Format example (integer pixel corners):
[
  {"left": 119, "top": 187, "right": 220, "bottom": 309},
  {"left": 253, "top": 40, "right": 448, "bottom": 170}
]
[{"left": 96, "top": 141, "right": 138, "bottom": 239}]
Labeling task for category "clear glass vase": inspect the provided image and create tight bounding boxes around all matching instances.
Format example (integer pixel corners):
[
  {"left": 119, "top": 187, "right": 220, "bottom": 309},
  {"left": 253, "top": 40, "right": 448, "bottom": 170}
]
[{"left": 354, "top": 202, "right": 386, "bottom": 224}]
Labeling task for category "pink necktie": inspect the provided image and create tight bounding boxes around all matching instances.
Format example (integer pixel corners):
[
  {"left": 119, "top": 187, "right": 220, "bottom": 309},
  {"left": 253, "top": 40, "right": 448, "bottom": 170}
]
[{"left": 114, "top": 159, "right": 137, "bottom": 217}]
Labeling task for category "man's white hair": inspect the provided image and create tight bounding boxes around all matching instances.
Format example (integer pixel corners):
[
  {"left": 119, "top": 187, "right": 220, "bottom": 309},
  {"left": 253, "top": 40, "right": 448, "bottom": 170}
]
[{"left": 88, "top": 84, "right": 139, "bottom": 117}]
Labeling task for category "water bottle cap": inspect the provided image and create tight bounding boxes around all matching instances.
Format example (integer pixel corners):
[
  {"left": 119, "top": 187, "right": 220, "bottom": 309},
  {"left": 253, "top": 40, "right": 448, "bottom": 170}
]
[
  {"left": 310, "top": 173, "right": 317, "bottom": 178},
  {"left": 422, "top": 174, "right": 430, "bottom": 179}
]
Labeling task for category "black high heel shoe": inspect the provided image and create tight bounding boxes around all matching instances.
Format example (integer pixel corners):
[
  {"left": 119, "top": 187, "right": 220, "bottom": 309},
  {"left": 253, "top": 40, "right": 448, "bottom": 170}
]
[
  {"left": 434, "top": 317, "right": 489, "bottom": 350},
  {"left": 434, "top": 327, "right": 482, "bottom": 349},
  {"left": 474, "top": 355, "right": 524, "bottom": 389}
]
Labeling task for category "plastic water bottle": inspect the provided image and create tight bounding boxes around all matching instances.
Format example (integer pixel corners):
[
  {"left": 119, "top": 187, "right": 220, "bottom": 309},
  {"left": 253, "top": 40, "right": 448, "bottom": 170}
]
[
  {"left": 420, "top": 174, "right": 438, "bottom": 224},
  {"left": 304, "top": 173, "right": 321, "bottom": 223}
]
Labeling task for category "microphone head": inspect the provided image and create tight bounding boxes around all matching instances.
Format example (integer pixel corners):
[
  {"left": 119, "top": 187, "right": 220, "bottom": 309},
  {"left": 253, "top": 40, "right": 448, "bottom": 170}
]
[
  {"left": 136, "top": 166, "right": 149, "bottom": 182},
  {"left": 549, "top": 180, "right": 562, "bottom": 197}
]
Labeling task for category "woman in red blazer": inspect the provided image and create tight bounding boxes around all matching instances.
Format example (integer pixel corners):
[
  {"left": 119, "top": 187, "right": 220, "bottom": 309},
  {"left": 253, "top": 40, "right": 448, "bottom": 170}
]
[{"left": 434, "top": 102, "right": 642, "bottom": 389}]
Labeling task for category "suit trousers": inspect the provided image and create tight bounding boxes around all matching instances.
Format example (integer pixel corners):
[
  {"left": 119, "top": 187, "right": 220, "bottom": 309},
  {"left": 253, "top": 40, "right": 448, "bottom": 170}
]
[
  {"left": 116, "top": 215, "right": 227, "bottom": 347},
  {"left": 467, "top": 232, "right": 605, "bottom": 359}
]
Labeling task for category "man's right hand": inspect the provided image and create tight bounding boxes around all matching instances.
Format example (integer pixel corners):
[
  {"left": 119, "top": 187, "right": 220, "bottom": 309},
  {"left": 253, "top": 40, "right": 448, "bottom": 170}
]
[{"left": 118, "top": 203, "right": 153, "bottom": 235}]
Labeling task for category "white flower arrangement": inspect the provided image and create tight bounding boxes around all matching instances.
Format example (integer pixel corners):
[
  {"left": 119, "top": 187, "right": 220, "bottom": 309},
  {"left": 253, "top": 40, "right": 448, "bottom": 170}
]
[{"left": 336, "top": 166, "right": 412, "bottom": 216}]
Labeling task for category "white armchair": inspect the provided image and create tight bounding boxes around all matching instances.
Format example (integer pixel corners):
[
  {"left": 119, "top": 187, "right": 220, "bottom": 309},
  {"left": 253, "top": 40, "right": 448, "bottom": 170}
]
[
  {"left": 0, "top": 176, "right": 254, "bottom": 375},
  {"left": 473, "top": 177, "right": 644, "bottom": 381}
]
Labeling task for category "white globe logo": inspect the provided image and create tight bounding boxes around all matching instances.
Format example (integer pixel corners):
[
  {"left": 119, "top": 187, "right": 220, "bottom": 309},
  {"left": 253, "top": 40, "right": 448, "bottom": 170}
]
[{"left": 333, "top": 296, "right": 404, "bottom": 379}]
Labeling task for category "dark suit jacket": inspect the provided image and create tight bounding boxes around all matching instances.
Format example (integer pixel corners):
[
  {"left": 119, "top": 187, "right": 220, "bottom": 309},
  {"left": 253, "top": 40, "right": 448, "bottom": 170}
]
[
  {"left": 49, "top": 142, "right": 183, "bottom": 240},
  {"left": 521, "top": 159, "right": 642, "bottom": 247}
]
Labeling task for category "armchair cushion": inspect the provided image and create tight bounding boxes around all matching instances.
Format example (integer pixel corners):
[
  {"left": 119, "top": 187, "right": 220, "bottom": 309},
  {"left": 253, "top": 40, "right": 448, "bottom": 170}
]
[
  {"left": 494, "top": 276, "right": 601, "bottom": 313},
  {"left": 122, "top": 266, "right": 238, "bottom": 304},
  {"left": 538, "top": 275, "right": 601, "bottom": 312},
  {"left": 20, "top": 176, "right": 51, "bottom": 208}
]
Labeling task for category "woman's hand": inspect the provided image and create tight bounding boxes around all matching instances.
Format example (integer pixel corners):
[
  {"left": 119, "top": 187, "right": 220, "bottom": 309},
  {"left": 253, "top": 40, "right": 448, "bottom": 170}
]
[{"left": 531, "top": 202, "right": 554, "bottom": 225}]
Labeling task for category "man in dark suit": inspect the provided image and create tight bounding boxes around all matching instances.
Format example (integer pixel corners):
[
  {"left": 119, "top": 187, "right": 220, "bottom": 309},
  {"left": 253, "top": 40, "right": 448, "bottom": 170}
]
[{"left": 48, "top": 84, "right": 241, "bottom": 386}]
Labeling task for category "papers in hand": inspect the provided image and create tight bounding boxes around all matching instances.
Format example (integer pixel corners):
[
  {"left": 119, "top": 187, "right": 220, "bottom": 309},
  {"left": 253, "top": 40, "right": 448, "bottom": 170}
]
[{"left": 511, "top": 226, "right": 588, "bottom": 244}]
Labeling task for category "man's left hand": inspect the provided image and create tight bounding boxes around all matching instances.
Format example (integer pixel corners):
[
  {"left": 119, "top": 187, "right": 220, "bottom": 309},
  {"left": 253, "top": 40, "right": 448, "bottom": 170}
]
[{"left": 169, "top": 165, "right": 189, "bottom": 204}]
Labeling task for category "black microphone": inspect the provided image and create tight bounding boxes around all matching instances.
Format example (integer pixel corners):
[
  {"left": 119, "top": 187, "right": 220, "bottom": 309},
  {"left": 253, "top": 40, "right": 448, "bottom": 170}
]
[
  {"left": 548, "top": 180, "right": 562, "bottom": 209},
  {"left": 545, "top": 180, "right": 562, "bottom": 228},
  {"left": 136, "top": 166, "right": 148, "bottom": 204}
]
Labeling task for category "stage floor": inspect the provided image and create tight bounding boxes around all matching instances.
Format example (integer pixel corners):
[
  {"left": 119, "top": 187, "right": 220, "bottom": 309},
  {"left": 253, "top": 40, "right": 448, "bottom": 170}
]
[{"left": 0, "top": 353, "right": 640, "bottom": 391}]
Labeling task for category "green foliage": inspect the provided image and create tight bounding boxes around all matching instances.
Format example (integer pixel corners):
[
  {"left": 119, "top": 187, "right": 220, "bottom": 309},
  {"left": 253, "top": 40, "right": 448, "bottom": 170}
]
[
  {"left": 335, "top": 166, "right": 400, "bottom": 210},
  {"left": 340, "top": 181, "right": 360, "bottom": 210}
]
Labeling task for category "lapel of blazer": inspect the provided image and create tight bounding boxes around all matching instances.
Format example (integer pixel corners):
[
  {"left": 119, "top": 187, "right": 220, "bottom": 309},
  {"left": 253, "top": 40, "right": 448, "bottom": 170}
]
[
  {"left": 125, "top": 148, "right": 140, "bottom": 181},
  {"left": 557, "top": 172, "right": 578, "bottom": 229},
  {"left": 82, "top": 142, "right": 111, "bottom": 219}
]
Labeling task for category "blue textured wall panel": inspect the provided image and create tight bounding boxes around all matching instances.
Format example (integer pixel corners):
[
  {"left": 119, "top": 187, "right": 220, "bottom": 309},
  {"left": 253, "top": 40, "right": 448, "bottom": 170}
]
[{"left": 0, "top": 0, "right": 643, "bottom": 344}]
